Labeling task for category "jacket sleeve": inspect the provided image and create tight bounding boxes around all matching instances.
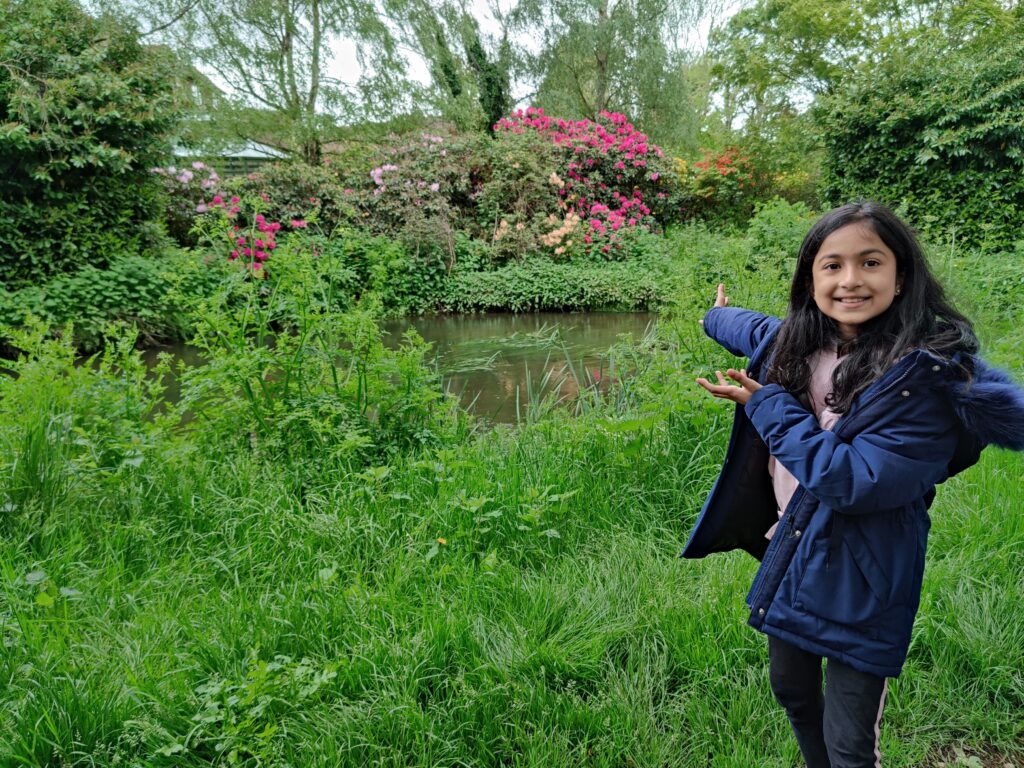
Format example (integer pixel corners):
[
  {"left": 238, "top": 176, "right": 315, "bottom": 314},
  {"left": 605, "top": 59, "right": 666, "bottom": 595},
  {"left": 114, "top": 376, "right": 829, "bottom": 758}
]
[
  {"left": 745, "top": 382, "right": 958, "bottom": 514},
  {"left": 703, "top": 307, "right": 782, "bottom": 360}
]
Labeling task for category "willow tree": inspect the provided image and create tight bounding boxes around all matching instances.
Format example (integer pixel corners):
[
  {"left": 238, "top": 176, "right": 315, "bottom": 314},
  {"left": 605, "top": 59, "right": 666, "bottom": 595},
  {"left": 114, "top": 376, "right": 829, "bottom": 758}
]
[
  {"left": 98, "top": 0, "right": 413, "bottom": 164},
  {"left": 513, "top": 0, "right": 709, "bottom": 151}
]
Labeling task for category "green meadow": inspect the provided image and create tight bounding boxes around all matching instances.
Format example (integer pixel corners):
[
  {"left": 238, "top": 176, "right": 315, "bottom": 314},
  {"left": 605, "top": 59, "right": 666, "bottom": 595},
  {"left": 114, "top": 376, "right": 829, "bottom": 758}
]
[{"left": 1, "top": 223, "right": 1021, "bottom": 767}]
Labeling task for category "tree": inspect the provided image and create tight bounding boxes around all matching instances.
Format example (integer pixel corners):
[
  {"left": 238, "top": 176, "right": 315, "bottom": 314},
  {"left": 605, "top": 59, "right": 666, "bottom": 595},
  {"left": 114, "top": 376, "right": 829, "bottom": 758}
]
[
  {"left": 385, "top": 0, "right": 512, "bottom": 133},
  {"left": 96, "top": 0, "right": 417, "bottom": 164},
  {"left": 708, "top": 0, "right": 1023, "bottom": 130},
  {"left": 513, "top": 0, "right": 708, "bottom": 152},
  {"left": 0, "top": 0, "right": 177, "bottom": 286},
  {"left": 816, "top": 23, "right": 1024, "bottom": 247}
]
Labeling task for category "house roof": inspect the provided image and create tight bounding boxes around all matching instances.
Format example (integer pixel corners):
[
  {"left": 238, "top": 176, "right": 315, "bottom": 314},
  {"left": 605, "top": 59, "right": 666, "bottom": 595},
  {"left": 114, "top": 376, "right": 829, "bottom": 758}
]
[{"left": 174, "top": 140, "right": 288, "bottom": 159}]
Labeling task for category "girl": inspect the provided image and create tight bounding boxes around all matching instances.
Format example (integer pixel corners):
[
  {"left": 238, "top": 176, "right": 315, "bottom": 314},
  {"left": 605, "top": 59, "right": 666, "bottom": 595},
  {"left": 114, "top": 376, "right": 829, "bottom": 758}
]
[{"left": 682, "top": 201, "right": 1024, "bottom": 768}]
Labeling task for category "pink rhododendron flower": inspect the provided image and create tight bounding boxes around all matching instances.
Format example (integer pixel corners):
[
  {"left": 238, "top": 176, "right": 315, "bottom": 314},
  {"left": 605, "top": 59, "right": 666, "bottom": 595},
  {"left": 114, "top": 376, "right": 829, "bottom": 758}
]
[{"left": 291, "top": 219, "right": 308, "bottom": 228}]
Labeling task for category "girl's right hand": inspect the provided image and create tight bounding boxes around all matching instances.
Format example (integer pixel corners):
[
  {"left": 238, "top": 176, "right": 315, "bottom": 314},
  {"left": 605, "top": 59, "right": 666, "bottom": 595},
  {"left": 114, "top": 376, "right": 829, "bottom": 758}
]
[{"left": 699, "top": 283, "right": 729, "bottom": 326}]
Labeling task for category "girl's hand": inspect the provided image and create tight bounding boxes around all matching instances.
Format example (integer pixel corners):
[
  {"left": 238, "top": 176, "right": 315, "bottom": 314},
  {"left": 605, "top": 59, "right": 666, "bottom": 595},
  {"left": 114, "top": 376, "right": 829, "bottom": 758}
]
[
  {"left": 699, "top": 283, "right": 729, "bottom": 326},
  {"left": 696, "top": 368, "right": 763, "bottom": 406}
]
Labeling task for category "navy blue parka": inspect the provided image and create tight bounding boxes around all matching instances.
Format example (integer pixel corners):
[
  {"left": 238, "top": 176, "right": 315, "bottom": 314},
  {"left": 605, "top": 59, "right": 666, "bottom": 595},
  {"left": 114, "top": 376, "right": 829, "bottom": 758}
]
[{"left": 682, "top": 306, "right": 1024, "bottom": 678}]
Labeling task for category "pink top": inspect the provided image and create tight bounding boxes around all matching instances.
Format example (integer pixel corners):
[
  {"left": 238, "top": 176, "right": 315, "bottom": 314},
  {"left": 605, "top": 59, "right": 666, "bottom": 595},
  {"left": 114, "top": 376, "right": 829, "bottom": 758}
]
[{"left": 765, "top": 348, "right": 842, "bottom": 540}]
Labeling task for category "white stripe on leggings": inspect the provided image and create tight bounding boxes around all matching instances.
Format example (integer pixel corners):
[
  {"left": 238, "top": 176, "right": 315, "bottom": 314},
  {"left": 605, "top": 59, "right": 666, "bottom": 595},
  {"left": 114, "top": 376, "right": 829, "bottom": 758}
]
[{"left": 873, "top": 679, "right": 889, "bottom": 768}]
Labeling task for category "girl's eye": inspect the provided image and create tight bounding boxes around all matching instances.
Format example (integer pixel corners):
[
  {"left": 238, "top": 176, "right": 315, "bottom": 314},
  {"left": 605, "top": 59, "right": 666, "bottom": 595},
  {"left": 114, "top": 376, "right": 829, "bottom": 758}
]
[{"left": 864, "top": 259, "right": 880, "bottom": 267}]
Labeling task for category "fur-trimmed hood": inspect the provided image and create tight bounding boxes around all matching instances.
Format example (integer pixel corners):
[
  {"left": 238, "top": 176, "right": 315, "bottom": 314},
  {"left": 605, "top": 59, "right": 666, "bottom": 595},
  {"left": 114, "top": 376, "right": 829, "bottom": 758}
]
[
  {"left": 946, "top": 359, "right": 1024, "bottom": 476},
  {"left": 953, "top": 360, "right": 1024, "bottom": 450}
]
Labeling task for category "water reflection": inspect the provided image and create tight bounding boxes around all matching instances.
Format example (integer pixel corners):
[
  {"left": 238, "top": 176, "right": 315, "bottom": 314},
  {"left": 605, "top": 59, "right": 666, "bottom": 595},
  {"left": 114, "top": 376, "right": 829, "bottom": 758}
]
[{"left": 382, "top": 312, "right": 656, "bottom": 423}]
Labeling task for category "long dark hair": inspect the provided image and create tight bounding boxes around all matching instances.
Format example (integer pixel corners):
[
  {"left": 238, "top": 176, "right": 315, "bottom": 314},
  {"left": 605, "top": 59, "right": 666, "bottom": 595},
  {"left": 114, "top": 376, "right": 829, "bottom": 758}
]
[{"left": 765, "top": 201, "right": 978, "bottom": 413}]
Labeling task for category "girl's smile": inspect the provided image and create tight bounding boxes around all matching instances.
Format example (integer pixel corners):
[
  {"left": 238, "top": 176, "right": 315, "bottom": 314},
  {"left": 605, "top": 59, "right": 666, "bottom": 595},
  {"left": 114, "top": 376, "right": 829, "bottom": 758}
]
[{"left": 811, "top": 223, "right": 901, "bottom": 338}]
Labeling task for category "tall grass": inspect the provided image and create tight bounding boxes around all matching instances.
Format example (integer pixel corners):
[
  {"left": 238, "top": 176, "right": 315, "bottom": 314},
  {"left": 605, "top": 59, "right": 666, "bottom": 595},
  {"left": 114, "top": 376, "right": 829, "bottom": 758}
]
[{"left": 0, "top": 212, "right": 1021, "bottom": 766}]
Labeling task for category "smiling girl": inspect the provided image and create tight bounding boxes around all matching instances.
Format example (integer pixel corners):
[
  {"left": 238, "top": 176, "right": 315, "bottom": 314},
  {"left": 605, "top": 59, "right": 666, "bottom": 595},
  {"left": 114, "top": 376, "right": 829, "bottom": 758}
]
[{"left": 682, "top": 201, "right": 1024, "bottom": 767}]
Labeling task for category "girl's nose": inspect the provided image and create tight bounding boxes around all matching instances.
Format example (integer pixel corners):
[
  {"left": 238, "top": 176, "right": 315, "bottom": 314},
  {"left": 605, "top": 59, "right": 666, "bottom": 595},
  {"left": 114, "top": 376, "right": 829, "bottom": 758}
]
[{"left": 840, "top": 267, "right": 863, "bottom": 288}]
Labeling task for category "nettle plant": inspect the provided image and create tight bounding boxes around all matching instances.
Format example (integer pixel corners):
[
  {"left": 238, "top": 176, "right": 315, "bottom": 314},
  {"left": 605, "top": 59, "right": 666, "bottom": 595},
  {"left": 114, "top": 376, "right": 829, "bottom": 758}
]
[{"left": 492, "top": 107, "right": 677, "bottom": 259}]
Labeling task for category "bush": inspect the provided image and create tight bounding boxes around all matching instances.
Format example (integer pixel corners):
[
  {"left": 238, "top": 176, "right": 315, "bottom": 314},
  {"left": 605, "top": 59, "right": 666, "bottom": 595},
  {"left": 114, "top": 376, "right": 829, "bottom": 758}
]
[
  {"left": 676, "top": 146, "right": 770, "bottom": 226},
  {"left": 441, "top": 250, "right": 678, "bottom": 313},
  {"left": 816, "top": 32, "right": 1024, "bottom": 249},
  {"left": 492, "top": 109, "right": 678, "bottom": 257},
  {"left": 0, "top": 0, "right": 177, "bottom": 286},
  {"left": 152, "top": 161, "right": 225, "bottom": 247},
  {"left": 338, "top": 131, "right": 480, "bottom": 271},
  {"left": 225, "top": 162, "right": 354, "bottom": 235},
  {"left": 0, "top": 250, "right": 223, "bottom": 349}
]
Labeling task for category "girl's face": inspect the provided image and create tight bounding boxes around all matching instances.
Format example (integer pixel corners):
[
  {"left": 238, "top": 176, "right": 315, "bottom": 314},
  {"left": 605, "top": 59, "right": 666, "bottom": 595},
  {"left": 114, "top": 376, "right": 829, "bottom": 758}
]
[{"left": 810, "top": 222, "right": 901, "bottom": 339}]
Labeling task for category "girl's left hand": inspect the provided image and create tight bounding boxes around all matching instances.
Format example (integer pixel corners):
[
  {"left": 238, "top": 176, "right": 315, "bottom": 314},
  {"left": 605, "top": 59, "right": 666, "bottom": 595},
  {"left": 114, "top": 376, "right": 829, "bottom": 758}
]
[{"left": 696, "top": 368, "right": 763, "bottom": 406}]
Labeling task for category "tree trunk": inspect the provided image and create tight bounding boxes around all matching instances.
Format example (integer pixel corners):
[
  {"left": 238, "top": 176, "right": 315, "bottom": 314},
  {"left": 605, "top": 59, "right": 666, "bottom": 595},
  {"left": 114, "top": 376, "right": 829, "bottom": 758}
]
[{"left": 594, "top": 0, "right": 610, "bottom": 116}]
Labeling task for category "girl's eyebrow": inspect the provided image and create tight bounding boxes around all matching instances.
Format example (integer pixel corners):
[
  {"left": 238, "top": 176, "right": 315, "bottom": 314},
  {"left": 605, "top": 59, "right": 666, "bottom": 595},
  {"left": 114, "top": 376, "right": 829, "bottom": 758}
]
[{"left": 815, "top": 248, "right": 888, "bottom": 261}]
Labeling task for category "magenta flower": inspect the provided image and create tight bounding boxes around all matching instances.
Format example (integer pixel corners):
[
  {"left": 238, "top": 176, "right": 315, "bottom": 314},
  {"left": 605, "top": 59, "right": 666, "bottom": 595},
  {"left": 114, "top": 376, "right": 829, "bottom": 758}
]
[{"left": 291, "top": 219, "right": 308, "bottom": 228}]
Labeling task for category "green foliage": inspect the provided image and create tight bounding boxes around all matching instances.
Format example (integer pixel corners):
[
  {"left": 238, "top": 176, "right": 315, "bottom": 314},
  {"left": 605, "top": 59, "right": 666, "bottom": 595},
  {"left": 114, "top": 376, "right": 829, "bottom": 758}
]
[
  {"left": 226, "top": 162, "right": 355, "bottom": 235},
  {"left": 176, "top": 233, "right": 463, "bottom": 467},
  {"left": 0, "top": 320, "right": 167, "bottom": 528},
  {"left": 0, "top": 0, "right": 177, "bottom": 286},
  {"left": 442, "top": 249, "right": 678, "bottom": 313},
  {"left": 0, "top": 251, "right": 219, "bottom": 349},
  {"left": 1, "top": 218, "right": 1023, "bottom": 767},
  {"left": 817, "top": 32, "right": 1024, "bottom": 248},
  {"left": 324, "top": 229, "right": 448, "bottom": 315}
]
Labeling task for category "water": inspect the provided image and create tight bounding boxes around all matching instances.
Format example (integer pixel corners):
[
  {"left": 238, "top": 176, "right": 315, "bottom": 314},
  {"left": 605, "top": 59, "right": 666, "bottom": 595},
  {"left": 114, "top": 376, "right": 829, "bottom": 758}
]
[
  {"left": 142, "top": 312, "right": 657, "bottom": 424},
  {"left": 382, "top": 312, "right": 657, "bottom": 422}
]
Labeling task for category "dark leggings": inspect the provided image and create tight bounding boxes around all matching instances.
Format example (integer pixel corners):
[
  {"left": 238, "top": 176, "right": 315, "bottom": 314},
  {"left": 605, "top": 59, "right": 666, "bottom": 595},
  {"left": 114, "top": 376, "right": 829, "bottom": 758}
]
[{"left": 768, "top": 636, "right": 888, "bottom": 768}]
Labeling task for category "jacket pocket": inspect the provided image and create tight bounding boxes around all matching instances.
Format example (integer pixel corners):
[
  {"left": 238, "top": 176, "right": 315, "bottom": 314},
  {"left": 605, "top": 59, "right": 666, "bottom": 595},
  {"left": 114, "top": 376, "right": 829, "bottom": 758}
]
[{"left": 794, "top": 526, "right": 892, "bottom": 627}]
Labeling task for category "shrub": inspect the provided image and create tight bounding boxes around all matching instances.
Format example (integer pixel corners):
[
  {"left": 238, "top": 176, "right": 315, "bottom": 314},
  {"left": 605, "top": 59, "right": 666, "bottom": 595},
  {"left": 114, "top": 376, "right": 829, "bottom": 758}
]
[
  {"left": 441, "top": 249, "right": 677, "bottom": 313},
  {"left": 0, "top": 0, "right": 177, "bottom": 286},
  {"left": 816, "top": 32, "right": 1024, "bottom": 249},
  {"left": 0, "top": 250, "right": 222, "bottom": 349},
  {"left": 492, "top": 108, "right": 678, "bottom": 258},
  {"left": 152, "top": 162, "right": 225, "bottom": 247},
  {"left": 225, "top": 162, "right": 354, "bottom": 235},
  {"left": 677, "top": 146, "right": 770, "bottom": 226}
]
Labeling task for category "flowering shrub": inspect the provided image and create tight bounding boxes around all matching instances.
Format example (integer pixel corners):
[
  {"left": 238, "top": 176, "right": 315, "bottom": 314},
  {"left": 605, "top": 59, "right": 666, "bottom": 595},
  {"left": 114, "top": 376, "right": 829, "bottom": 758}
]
[
  {"left": 225, "top": 162, "right": 353, "bottom": 235},
  {"left": 337, "top": 131, "right": 479, "bottom": 273},
  {"left": 679, "top": 146, "right": 769, "bottom": 225},
  {"left": 492, "top": 108, "right": 678, "bottom": 259},
  {"left": 152, "top": 162, "right": 224, "bottom": 246}
]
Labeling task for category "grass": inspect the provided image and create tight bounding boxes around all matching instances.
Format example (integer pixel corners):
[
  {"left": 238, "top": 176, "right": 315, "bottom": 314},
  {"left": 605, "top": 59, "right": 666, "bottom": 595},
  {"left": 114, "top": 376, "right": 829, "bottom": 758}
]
[{"left": 0, "top": 219, "right": 1022, "bottom": 766}]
